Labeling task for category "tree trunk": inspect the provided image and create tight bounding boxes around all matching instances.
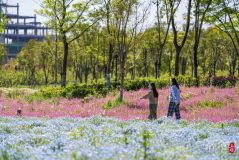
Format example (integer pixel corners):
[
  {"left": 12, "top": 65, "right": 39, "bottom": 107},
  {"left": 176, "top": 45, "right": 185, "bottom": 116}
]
[
  {"left": 30, "top": 68, "right": 36, "bottom": 86},
  {"left": 155, "top": 54, "right": 160, "bottom": 78},
  {"left": 193, "top": 0, "right": 211, "bottom": 86},
  {"left": 95, "top": 61, "right": 98, "bottom": 83},
  {"left": 132, "top": 51, "right": 136, "bottom": 80},
  {"left": 131, "top": 66, "right": 134, "bottom": 80},
  {"left": 171, "top": 0, "right": 192, "bottom": 77},
  {"left": 93, "top": 64, "right": 96, "bottom": 82},
  {"left": 191, "top": 62, "right": 194, "bottom": 77},
  {"left": 143, "top": 49, "right": 148, "bottom": 77},
  {"left": 79, "top": 68, "right": 83, "bottom": 83},
  {"left": 193, "top": 2, "right": 199, "bottom": 79},
  {"left": 155, "top": 61, "right": 158, "bottom": 79},
  {"left": 119, "top": 52, "right": 125, "bottom": 102},
  {"left": 168, "top": 59, "right": 171, "bottom": 76},
  {"left": 132, "top": 4, "right": 138, "bottom": 80},
  {"left": 213, "top": 60, "right": 216, "bottom": 77},
  {"left": 111, "top": 55, "right": 114, "bottom": 78},
  {"left": 43, "top": 62, "right": 48, "bottom": 86},
  {"left": 99, "top": 69, "right": 102, "bottom": 79},
  {"left": 106, "top": 43, "right": 113, "bottom": 94},
  {"left": 91, "top": 56, "right": 96, "bottom": 82},
  {"left": 175, "top": 47, "right": 181, "bottom": 76},
  {"left": 155, "top": 0, "right": 171, "bottom": 79},
  {"left": 193, "top": 0, "right": 199, "bottom": 84},
  {"left": 233, "top": 58, "right": 237, "bottom": 76},
  {"left": 115, "top": 55, "right": 118, "bottom": 82},
  {"left": 155, "top": 48, "right": 163, "bottom": 79},
  {"left": 181, "top": 58, "right": 187, "bottom": 75},
  {"left": 104, "top": 0, "right": 114, "bottom": 94},
  {"left": 230, "top": 58, "right": 237, "bottom": 76},
  {"left": 84, "top": 65, "right": 89, "bottom": 84},
  {"left": 193, "top": 44, "right": 199, "bottom": 86},
  {"left": 75, "top": 70, "right": 78, "bottom": 85},
  {"left": 103, "top": 50, "right": 107, "bottom": 78},
  {"left": 157, "top": 48, "right": 163, "bottom": 78},
  {"left": 168, "top": 51, "right": 172, "bottom": 76},
  {"left": 132, "top": 36, "right": 136, "bottom": 80},
  {"left": 54, "top": 31, "right": 58, "bottom": 86},
  {"left": 203, "top": 68, "right": 206, "bottom": 77},
  {"left": 238, "top": 60, "right": 239, "bottom": 77},
  {"left": 61, "top": 34, "right": 68, "bottom": 87}
]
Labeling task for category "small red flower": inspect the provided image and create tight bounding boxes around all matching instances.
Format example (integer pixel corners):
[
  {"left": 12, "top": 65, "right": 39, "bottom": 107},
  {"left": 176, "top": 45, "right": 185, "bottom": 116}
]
[{"left": 228, "top": 142, "right": 236, "bottom": 154}]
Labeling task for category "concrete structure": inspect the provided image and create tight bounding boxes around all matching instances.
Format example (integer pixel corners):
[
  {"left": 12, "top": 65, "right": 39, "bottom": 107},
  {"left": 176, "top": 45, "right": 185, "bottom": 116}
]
[{"left": 0, "top": 0, "right": 48, "bottom": 59}]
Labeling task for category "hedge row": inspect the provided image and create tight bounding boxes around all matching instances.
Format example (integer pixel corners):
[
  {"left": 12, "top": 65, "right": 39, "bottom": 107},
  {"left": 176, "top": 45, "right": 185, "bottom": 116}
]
[{"left": 29, "top": 75, "right": 237, "bottom": 100}]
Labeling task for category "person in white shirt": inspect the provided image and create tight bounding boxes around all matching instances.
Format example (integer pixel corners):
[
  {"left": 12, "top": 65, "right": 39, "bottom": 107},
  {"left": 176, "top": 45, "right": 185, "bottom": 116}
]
[{"left": 167, "top": 78, "right": 181, "bottom": 123}]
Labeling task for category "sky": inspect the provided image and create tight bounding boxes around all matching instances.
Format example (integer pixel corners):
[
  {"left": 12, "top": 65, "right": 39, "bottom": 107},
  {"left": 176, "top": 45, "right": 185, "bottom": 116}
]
[
  {"left": 4, "top": 0, "right": 187, "bottom": 27},
  {"left": 6, "top": 0, "right": 45, "bottom": 22}
]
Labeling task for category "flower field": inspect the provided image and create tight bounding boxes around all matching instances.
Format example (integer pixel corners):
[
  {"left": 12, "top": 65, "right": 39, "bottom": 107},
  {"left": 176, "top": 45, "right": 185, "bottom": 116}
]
[
  {"left": 0, "top": 116, "right": 239, "bottom": 160},
  {"left": 0, "top": 87, "right": 239, "bottom": 159},
  {"left": 0, "top": 87, "right": 239, "bottom": 122}
]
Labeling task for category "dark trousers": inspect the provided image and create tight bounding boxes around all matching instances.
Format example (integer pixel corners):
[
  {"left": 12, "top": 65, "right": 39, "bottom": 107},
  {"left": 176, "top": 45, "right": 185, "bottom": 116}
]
[
  {"left": 167, "top": 102, "right": 181, "bottom": 120},
  {"left": 148, "top": 104, "right": 157, "bottom": 120}
]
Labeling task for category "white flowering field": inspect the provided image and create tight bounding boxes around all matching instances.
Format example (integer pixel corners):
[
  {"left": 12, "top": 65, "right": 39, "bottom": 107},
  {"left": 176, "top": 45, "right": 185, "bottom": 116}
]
[{"left": 0, "top": 116, "right": 238, "bottom": 160}]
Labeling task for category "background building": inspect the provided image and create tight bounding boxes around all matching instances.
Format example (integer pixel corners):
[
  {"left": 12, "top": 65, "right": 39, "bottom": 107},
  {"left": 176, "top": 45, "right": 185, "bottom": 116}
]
[{"left": 0, "top": 0, "right": 48, "bottom": 59}]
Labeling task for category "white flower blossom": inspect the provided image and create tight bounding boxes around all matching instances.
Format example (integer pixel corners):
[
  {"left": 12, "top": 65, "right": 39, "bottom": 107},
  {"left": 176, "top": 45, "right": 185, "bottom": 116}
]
[{"left": 0, "top": 116, "right": 238, "bottom": 159}]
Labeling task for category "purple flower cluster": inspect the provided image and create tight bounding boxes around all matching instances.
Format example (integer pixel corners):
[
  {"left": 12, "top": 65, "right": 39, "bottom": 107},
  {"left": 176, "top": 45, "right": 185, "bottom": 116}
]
[{"left": 0, "top": 87, "right": 238, "bottom": 122}]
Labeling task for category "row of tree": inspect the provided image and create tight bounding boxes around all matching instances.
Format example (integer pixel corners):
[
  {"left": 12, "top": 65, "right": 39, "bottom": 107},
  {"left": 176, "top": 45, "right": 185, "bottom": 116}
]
[{"left": 1, "top": 0, "right": 239, "bottom": 102}]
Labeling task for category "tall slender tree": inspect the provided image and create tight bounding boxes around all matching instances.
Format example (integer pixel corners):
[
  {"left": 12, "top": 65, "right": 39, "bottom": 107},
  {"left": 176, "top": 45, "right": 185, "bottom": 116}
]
[
  {"left": 113, "top": 0, "right": 137, "bottom": 102},
  {"left": 38, "top": 0, "right": 103, "bottom": 87},
  {"left": 193, "top": 0, "right": 212, "bottom": 86},
  {"left": 154, "top": 0, "right": 172, "bottom": 78},
  {"left": 169, "top": 0, "right": 192, "bottom": 76},
  {"left": 103, "top": 0, "right": 115, "bottom": 94}
]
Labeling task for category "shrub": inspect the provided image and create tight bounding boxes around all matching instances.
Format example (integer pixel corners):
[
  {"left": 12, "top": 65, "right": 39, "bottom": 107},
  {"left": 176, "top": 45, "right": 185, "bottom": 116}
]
[
  {"left": 31, "top": 137, "right": 50, "bottom": 146},
  {"left": 140, "top": 129, "right": 152, "bottom": 160},
  {"left": 235, "top": 82, "right": 239, "bottom": 95},
  {"left": 0, "top": 150, "right": 11, "bottom": 160},
  {"left": 103, "top": 97, "right": 127, "bottom": 110},
  {"left": 26, "top": 86, "right": 64, "bottom": 102},
  {"left": 39, "top": 86, "right": 64, "bottom": 99},
  {"left": 124, "top": 77, "right": 152, "bottom": 90},
  {"left": 197, "top": 100, "right": 223, "bottom": 109},
  {"left": 65, "top": 85, "right": 91, "bottom": 98},
  {"left": 177, "top": 75, "right": 197, "bottom": 87},
  {"left": 211, "top": 76, "right": 237, "bottom": 88},
  {"left": 198, "top": 133, "right": 209, "bottom": 140},
  {"left": 199, "top": 76, "right": 237, "bottom": 88},
  {"left": 124, "top": 77, "right": 169, "bottom": 91},
  {"left": 156, "top": 78, "right": 169, "bottom": 88},
  {"left": 231, "top": 121, "right": 239, "bottom": 128},
  {"left": 183, "top": 92, "right": 194, "bottom": 100},
  {"left": 0, "top": 71, "right": 23, "bottom": 87},
  {"left": 0, "top": 88, "right": 36, "bottom": 99},
  {"left": 28, "top": 83, "right": 108, "bottom": 100},
  {"left": 4, "top": 75, "right": 236, "bottom": 100},
  {"left": 201, "top": 77, "right": 211, "bottom": 86},
  {"left": 5, "top": 89, "right": 22, "bottom": 99},
  {"left": 111, "top": 81, "right": 120, "bottom": 90}
]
